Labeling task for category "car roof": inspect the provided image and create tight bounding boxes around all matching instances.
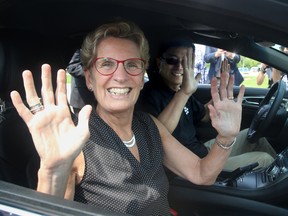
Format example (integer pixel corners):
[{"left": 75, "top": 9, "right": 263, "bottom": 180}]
[
  {"left": 1, "top": 0, "right": 287, "bottom": 67},
  {"left": 1, "top": 0, "right": 287, "bottom": 38},
  {"left": 0, "top": 0, "right": 287, "bottom": 44}
]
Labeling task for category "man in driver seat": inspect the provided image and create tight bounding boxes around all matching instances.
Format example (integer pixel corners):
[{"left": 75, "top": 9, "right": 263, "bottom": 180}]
[{"left": 136, "top": 38, "right": 277, "bottom": 171}]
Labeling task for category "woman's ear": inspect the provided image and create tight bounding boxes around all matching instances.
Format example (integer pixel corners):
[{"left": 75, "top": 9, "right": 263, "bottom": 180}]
[
  {"left": 84, "top": 69, "right": 93, "bottom": 91},
  {"left": 140, "top": 72, "right": 145, "bottom": 90}
]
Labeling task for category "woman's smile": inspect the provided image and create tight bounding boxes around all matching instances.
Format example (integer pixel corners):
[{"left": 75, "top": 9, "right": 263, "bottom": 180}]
[{"left": 107, "top": 87, "right": 132, "bottom": 96}]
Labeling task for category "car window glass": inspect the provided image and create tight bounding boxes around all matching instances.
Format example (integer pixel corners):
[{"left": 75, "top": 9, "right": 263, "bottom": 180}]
[{"left": 194, "top": 43, "right": 287, "bottom": 89}]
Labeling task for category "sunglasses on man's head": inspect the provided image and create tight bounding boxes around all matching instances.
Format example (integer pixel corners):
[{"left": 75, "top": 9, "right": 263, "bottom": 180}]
[{"left": 161, "top": 57, "right": 181, "bottom": 66}]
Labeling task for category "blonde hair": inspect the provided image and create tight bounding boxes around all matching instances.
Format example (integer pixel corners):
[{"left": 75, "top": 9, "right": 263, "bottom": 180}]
[{"left": 80, "top": 20, "right": 150, "bottom": 71}]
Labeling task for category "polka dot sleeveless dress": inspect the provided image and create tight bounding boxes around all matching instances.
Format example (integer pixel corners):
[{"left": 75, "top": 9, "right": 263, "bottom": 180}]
[{"left": 74, "top": 111, "right": 170, "bottom": 215}]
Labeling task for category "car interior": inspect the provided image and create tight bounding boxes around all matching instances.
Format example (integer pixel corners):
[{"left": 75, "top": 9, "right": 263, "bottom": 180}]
[{"left": 1, "top": 0, "right": 288, "bottom": 215}]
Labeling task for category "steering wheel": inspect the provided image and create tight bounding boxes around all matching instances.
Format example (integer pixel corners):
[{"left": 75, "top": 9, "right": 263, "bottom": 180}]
[{"left": 247, "top": 80, "right": 286, "bottom": 143}]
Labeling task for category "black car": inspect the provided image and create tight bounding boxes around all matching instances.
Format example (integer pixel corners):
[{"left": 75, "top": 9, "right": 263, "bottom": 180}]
[{"left": 1, "top": 0, "right": 288, "bottom": 215}]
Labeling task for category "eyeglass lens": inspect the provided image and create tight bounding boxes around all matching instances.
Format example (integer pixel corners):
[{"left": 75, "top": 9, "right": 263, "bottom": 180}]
[{"left": 95, "top": 58, "right": 144, "bottom": 75}]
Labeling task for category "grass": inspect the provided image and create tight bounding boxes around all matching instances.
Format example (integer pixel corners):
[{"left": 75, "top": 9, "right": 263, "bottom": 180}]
[{"left": 241, "top": 73, "right": 269, "bottom": 88}]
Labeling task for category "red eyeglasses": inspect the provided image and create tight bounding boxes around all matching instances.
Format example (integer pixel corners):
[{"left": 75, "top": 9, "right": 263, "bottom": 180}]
[{"left": 94, "top": 57, "right": 146, "bottom": 76}]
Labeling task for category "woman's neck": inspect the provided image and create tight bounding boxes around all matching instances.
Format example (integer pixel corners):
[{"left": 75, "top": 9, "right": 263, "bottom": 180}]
[{"left": 96, "top": 106, "right": 134, "bottom": 140}]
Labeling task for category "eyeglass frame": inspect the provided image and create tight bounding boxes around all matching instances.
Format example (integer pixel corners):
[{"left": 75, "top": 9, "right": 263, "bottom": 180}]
[{"left": 93, "top": 57, "right": 146, "bottom": 76}]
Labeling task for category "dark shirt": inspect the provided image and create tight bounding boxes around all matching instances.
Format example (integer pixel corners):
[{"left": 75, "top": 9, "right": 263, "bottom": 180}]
[
  {"left": 74, "top": 110, "right": 170, "bottom": 216},
  {"left": 136, "top": 73, "right": 208, "bottom": 158}
]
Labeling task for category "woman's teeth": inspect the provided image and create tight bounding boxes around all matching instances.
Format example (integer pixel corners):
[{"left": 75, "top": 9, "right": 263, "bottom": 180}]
[{"left": 108, "top": 88, "right": 131, "bottom": 95}]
